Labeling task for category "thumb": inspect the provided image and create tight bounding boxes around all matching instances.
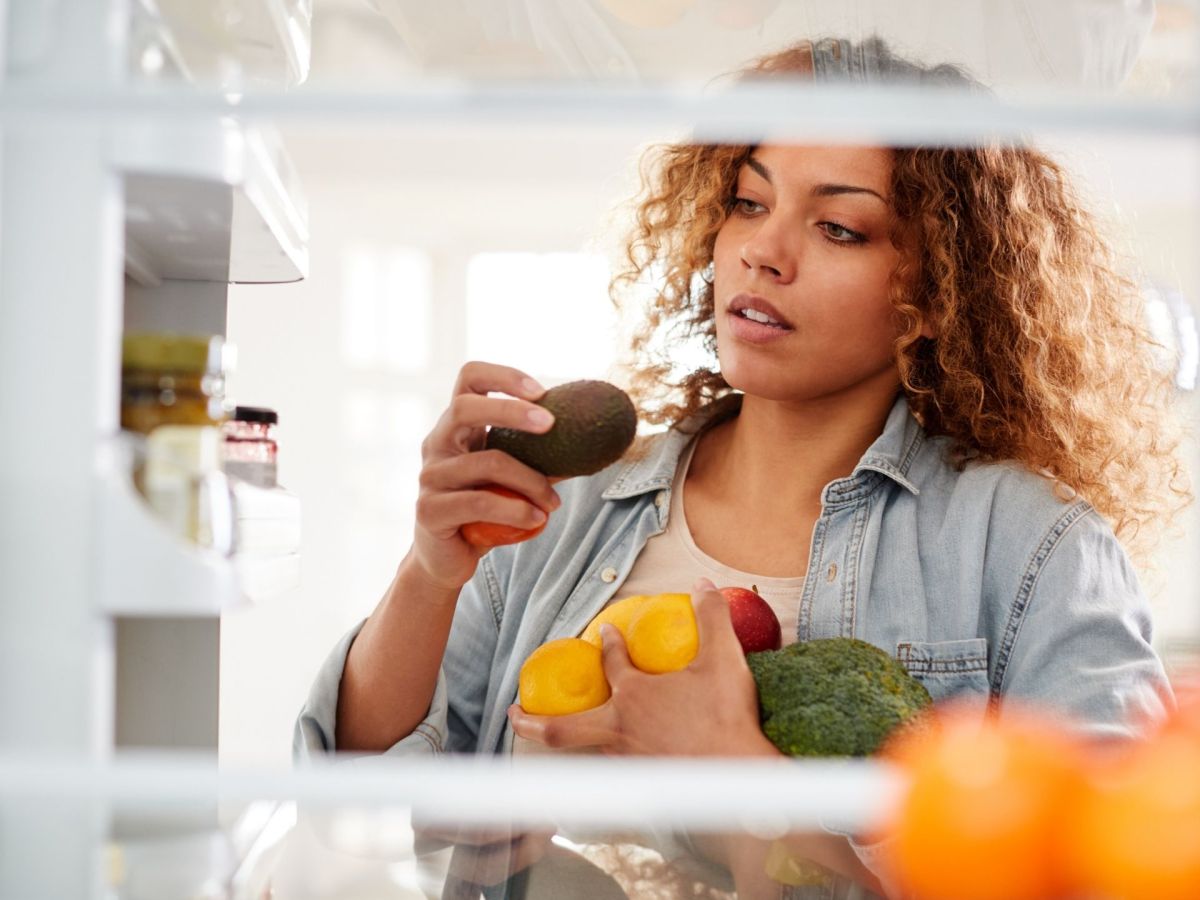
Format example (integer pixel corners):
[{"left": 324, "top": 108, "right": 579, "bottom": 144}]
[
  {"left": 599, "top": 623, "right": 636, "bottom": 680},
  {"left": 691, "top": 577, "right": 741, "bottom": 662}
]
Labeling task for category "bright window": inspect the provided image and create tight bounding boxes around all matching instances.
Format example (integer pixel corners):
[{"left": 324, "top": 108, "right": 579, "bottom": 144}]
[{"left": 465, "top": 251, "right": 617, "bottom": 382}]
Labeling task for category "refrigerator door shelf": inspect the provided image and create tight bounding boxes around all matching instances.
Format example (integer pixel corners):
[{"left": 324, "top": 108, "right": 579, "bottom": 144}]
[
  {"left": 96, "top": 436, "right": 245, "bottom": 617},
  {"left": 94, "top": 438, "right": 304, "bottom": 614},
  {"left": 118, "top": 119, "right": 308, "bottom": 285}
]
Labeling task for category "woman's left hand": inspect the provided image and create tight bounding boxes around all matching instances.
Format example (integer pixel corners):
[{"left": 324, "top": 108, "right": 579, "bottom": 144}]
[{"left": 508, "top": 578, "right": 781, "bottom": 758}]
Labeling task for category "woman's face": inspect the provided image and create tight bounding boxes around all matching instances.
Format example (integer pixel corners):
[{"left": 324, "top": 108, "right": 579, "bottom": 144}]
[{"left": 711, "top": 143, "right": 905, "bottom": 405}]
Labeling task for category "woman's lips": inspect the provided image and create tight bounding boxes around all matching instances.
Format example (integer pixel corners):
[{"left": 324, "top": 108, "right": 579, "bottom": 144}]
[
  {"left": 726, "top": 295, "right": 795, "bottom": 344},
  {"left": 727, "top": 310, "right": 794, "bottom": 343},
  {"left": 729, "top": 293, "right": 793, "bottom": 328}
]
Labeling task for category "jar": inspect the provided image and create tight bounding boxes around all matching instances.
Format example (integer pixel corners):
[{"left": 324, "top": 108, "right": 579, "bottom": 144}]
[
  {"left": 222, "top": 406, "right": 279, "bottom": 488},
  {"left": 121, "top": 333, "right": 227, "bottom": 435}
]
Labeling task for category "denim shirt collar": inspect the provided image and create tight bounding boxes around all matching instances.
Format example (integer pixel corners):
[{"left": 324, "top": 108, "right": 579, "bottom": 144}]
[{"left": 601, "top": 392, "right": 923, "bottom": 502}]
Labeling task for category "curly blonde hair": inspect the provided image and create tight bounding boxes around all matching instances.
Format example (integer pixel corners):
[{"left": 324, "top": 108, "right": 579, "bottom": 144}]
[{"left": 611, "top": 39, "right": 1191, "bottom": 557}]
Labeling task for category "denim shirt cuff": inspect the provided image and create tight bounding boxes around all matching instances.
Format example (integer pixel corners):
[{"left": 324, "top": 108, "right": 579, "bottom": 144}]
[{"left": 293, "top": 618, "right": 449, "bottom": 760}]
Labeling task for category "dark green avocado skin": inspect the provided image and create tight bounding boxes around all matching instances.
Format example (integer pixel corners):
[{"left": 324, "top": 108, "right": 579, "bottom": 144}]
[{"left": 485, "top": 380, "right": 638, "bottom": 478}]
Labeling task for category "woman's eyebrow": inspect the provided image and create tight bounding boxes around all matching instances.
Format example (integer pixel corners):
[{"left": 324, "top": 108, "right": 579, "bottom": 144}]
[
  {"left": 745, "top": 156, "right": 887, "bottom": 203},
  {"left": 812, "top": 183, "right": 887, "bottom": 203}
]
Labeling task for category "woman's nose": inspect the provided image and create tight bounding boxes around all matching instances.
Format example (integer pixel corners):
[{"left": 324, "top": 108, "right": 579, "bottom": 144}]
[{"left": 740, "top": 221, "right": 796, "bottom": 283}]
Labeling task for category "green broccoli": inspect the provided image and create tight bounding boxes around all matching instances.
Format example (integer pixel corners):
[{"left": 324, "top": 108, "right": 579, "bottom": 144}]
[{"left": 746, "top": 637, "right": 932, "bottom": 757}]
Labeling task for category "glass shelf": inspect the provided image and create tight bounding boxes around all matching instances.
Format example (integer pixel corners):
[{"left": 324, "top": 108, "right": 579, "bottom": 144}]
[{"left": 0, "top": 751, "right": 901, "bottom": 900}]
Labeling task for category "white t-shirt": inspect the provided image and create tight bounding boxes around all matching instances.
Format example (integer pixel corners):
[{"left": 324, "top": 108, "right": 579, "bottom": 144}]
[{"left": 614, "top": 435, "right": 806, "bottom": 644}]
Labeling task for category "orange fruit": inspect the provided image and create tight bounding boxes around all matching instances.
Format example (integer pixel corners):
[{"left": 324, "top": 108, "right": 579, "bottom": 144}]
[
  {"left": 518, "top": 638, "right": 611, "bottom": 716},
  {"left": 579, "top": 593, "right": 672, "bottom": 646},
  {"left": 460, "top": 485, "right": 547, "bottom": 548},
  {"left": 624, "top": 594, "right": 698, "bottom": 674},
  {"left": 881, "top": 706, "right": 1084, "bottom": 900},
  {"left": 1064, "top": 726, "right": 1200, "bottom": 900}
]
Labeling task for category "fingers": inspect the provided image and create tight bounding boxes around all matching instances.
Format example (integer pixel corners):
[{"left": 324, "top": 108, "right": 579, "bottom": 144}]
[
  {"left": 449, "top": 393, "right": 555, "bottom": 439},
  {"left": 599, "top": 623, "right": 636, "bottom": 682},
  {"left": 421, "top": 450, "right": 561, "bottom": 514},
  {"left": 424, "top": 362, "right": 554, "bottom": 462},
  {"left": 508, "top": 703, "right": 619, "bottom": 751},
  {"left": 429, "top": 392, "right": 556, "bottom": 458},
  {"left": 453, "top": 361, "right": 546, "bottom": 403},
  {"left": 691, "top": 577, "right": 744, "bottom": 665},
  {"left": 416, "top": 489, "right": 549, "bottom": 539}
]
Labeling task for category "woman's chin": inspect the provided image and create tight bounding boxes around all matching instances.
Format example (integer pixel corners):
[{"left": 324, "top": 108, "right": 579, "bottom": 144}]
[{"left": 717, "top": 355, "right": 797, "bottom": 400}]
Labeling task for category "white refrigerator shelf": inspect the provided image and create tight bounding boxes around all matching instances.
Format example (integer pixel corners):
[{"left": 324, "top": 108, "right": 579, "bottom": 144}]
[
  {"left": 0, "top": 752, "right": 901, "bottom": 834},
  {"left": 95, "top": 439, "right": 302, "bottom": 615},
  {"left": 118, "top": 118, "right": 308, "bottom": 285}
]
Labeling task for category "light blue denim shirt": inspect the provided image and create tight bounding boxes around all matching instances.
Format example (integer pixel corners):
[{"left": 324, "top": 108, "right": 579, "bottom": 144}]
[{"left": 296, "top": 393, "right": 1171, "bottom": 898}]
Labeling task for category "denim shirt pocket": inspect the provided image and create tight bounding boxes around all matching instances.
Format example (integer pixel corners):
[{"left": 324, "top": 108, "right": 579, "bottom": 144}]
[{"left": 896, "top": 638, "right": 990, "bottom": 709}]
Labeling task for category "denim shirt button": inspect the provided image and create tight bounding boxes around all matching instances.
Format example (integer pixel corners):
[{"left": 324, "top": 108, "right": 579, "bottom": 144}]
[
  {"left": 654, "top": 491, "right": 667, "bottom": 508},
  {"left": 600, "top": 567, "right": 618, "bottom": 583}
]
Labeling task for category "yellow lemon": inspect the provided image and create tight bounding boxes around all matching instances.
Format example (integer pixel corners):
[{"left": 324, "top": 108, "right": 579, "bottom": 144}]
[
  {"left": 579, "top": 593, "right": 664, "bottom": 646},
  {"left": 625, "top": 594, "right": 698, "bottom": 674},
  {"left": 518, "top": 638, "right": 611, "bottom": 716}
]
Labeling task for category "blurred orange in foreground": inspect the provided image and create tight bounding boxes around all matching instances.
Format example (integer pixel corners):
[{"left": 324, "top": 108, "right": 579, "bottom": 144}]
[
  {"left": 881, "top": 706, "right": 1083, "bottom": 900},
  {"left": 1064, "top": 696, "right": 1200, "bottom": 900}
]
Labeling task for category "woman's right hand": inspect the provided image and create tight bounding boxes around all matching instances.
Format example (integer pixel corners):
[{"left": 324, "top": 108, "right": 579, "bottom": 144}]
[{"left": 410, "top": 361, "right": 562, "bottom": 591}]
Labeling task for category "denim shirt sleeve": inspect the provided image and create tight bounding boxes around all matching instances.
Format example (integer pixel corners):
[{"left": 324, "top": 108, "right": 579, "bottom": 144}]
[
  {"left": 292, "top": 554, "right": 505, "bottom": 761},
  {"left": 993, "top": 505, "right": 1173, "bottom": 738}
]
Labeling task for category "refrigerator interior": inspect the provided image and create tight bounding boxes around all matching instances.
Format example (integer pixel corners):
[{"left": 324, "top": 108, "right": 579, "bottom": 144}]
[{"left": 1, "top": 1, "right": 1199, "bottom": 898}]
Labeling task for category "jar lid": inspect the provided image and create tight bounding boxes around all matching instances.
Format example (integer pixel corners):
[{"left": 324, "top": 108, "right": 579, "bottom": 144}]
[
  {"left": 233, "top": 406, "right": 278, "bottom": 425},
  {"left": 123, "top": 333, "right": 224, "bottom": 374}
]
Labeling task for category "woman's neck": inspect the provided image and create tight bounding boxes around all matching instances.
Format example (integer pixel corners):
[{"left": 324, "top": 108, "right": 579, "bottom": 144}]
[{"left": 689, "top": 384, "right": 901, "bottom": 519}]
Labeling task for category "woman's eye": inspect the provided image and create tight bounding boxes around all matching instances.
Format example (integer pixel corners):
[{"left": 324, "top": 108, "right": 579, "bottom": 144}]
[
  {"left": 731, "top": 197, "right": 764, "bottom": 215},
  {"left": 820, "top": 221, "right": 866, "bottom": 244}
]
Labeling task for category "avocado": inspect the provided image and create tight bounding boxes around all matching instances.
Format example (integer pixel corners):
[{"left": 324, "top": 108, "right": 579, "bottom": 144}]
[{"left": 486, "top": 380, "right": 637, "bottom": 478}]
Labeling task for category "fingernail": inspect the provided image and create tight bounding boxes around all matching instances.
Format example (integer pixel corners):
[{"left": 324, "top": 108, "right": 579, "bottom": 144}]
[
  {"left": 530, "top": 508, "right": 547, "bottom": 524},
  {"left": 528, "top": 407, "right": 554, "bottom": 429},
  {"left": 523, "top": 377, "right": 545, "bottom": 397},
  {"left": 599, "top": 623, "right": 615, "bottom": 642},
  {"left": 694, "top": 577, "right": 716, "bottom": 592}
]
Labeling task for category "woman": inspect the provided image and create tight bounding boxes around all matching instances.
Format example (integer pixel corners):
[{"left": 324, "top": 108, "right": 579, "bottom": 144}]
[{"left": 297, "top": 38, "right": 1188, "bottom": 898}]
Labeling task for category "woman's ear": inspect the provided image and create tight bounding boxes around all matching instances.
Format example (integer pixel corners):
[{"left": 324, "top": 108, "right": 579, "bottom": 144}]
[{"left": 918, "top": 318, "right": 936, "bottom": 340}]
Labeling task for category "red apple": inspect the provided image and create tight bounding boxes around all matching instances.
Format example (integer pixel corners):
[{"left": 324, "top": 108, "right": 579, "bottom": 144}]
[{"left": 720, "top": 585, "right": 782, "bottom": 654}]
